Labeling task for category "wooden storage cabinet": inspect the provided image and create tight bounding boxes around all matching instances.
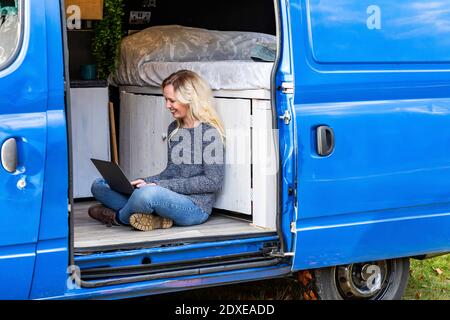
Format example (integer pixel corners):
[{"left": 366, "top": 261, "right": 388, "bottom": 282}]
[
  {"left": 251, "top": 100, "right": 278, "bottom": 229},
  {"left": 214, "top": 98, "right": 252, "bottom": 215},
  {"left": 119, "top": 92, "right": 173, "bottom": 180},
  {"left": 70, "top": 87, "right": 111, "bottom": 198},
  {"left": 65, "top": 0, "right": 104, "bottom": 20},
  {"left": 119, "top": 90, "right": 277, "bottom": 229}
]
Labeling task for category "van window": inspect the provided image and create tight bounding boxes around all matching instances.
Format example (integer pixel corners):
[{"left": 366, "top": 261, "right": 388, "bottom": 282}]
[
  {"left": 307, "top": 0, "right": 450, "bottom": 63},
  {"left": 0, "top": 0, "right": 21, "bottom": 70}
]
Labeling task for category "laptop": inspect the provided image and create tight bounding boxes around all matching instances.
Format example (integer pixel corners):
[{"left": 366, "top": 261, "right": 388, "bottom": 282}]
[{"left": 91, "top": 158, "right": 135, "bottom": 195}]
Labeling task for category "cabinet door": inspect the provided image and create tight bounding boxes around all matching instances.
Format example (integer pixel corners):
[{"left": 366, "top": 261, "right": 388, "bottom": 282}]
[
  {"left": 120, "top": 92, "right": 173, "bottom": 180},
  {"left": 214, "top": 98, "right": 252, "bottom": 215},
  {"left": 120, "top": 92, "right": 253, "bottom": 215},
  {"left": 70, "top": 87, "right": 110, "bottom": 198},
  {"left": 252, "top": 99, "right": 278, "bottom": 229}
]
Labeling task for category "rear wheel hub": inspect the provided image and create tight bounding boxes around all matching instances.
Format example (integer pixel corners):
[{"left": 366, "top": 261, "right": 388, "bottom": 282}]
[{"left": 335, "top": 260, "right": 390, "bottom": 299}]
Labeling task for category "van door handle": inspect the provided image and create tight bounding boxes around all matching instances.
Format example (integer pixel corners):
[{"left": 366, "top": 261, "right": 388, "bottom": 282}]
[
  {"left": 316, "top": 126, "right": 335, "bottom": 156},
  {"left": 1, "top": 138, "right": 18, "bottom": 173}
]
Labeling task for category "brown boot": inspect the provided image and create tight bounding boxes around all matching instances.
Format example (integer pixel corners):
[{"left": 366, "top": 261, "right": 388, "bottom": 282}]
[
  {"left": 129, "top": 213, "right": 173, "bottom": 231},
  {"left": 88, "top": 204, "right": 121, "bottom": 227}
]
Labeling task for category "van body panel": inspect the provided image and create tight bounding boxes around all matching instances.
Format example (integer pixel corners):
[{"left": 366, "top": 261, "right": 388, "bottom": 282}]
[
  {"left": 0, "top": 0, "right": 50, "bottom": 299},
  {"left": 37, "top": 0, "right": 68, "bottom": 242},
  {"left": 274, "top": 0, "right": 297, "bottom": 254},
  {"left": 307, "top": 0, "right": 450, "bottom": 64},
  {"left": 29, "top": 0, "right": 69, "bottom": 299},
  {"left": 42, "top": 264, "right": 292, "bottom": 300},
  {"left": 0, "top": 245, "right": 36, "bottom": 299},
  {"left": 0, "top": 1, "right": 44, "bottom": 247},
  {"left": 294, "top": 202, "right": 450, "bottom": 269},
  {"left": 294, "top": 98, "right": 450, "bottom": 220},
  {"left": 0, "top": 0, "right": 449, "bottom": 299},
  {"left": 38, "top": 223, "right": 282, "bottom": 300},
  {"left": 289, "top": 0, "right": 450, "bottom": 270},
  {"left": 30, "top": 239, "right": 69, "bottom": 299},
  {"left": 74, "top": 236, "right": 279, "bottom": 270}
]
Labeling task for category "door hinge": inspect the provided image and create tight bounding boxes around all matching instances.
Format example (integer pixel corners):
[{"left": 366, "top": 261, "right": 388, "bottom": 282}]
[
  {"left": 280, "top": 82, "right": 294, "bottom": 94},
  {"left": 68, "top": 203, "right": 71, "bottom": 213},
  {"left": 291, "top": 222, "right": 297, "bottom": 233},
  {"left": 279, "top": 109, "right": 292, "bottom": 125}
]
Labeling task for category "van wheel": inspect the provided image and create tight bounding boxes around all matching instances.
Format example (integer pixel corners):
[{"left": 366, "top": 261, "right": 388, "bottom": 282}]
[{"left": 312, "top": 258, "right": 410, "bottom": 300}]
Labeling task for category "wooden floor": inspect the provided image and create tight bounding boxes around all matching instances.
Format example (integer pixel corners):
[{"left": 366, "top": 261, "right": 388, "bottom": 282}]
[{"left": 73, "top": 201, "right": 275, "bottom": 252}]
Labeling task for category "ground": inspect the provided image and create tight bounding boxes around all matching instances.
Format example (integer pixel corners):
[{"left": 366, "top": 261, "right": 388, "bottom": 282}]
[
  {"left": 403, "top": 254, "right": 450, "bottom": 300},
  {"left": 155, "top": 254, "right": 449, "bottom": 300}
]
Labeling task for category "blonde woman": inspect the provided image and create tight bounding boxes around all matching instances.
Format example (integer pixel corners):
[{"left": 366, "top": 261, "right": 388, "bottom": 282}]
[{"left": 88, "top": 70, "right": 225, "bottom": 231}]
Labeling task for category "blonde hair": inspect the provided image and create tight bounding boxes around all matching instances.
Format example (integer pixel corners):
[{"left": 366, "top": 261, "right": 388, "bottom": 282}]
[{"left": 162, "top": 70, "right": 225, "bottom": 143}]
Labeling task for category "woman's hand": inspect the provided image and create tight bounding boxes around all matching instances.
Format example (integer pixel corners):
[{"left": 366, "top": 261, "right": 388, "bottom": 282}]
[{"left": 131, "top": 179, "right": 156, "bottom": 189}]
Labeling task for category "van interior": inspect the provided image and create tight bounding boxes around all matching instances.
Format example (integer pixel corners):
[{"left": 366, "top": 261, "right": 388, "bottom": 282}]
[{"left": 68, "top": 0, "right": 281, "bottom": 260}]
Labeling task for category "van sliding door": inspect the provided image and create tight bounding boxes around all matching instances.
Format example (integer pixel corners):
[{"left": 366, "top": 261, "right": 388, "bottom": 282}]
[
  {"left": 286, "top": 0, "right": 450, "bottom": 271},
  {"left": 0, "top": 0, "right": 46, "bottom": 299}
]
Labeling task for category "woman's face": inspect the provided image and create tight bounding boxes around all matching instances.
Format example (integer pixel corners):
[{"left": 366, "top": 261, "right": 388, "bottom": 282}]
[{"left": 163, "top": 84, "right": 190, "bottom": 121}]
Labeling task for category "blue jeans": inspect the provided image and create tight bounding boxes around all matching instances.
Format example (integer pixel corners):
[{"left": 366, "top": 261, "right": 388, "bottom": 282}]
[{"left": 90, "top": 178, "right": 209, "bottom": 226}]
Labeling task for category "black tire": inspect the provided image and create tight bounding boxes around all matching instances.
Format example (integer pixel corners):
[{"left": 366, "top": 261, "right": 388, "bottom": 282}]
[{"left": 313, "top": 258, "right": 410, "bottom": 300}]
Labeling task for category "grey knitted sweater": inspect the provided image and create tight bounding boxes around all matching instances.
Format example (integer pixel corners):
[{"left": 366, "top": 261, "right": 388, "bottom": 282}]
[{"left": 143, "top": 121, "right": 225, "bottom": 214}]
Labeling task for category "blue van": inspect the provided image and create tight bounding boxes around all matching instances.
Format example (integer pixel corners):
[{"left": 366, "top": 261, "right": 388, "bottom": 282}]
[{"left": 0, "top": 0, "right": 449, "bottom": 300}]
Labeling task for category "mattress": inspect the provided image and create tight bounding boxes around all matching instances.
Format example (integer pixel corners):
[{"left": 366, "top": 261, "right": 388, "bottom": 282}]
[
  {"left": 109, "top": 60, "right": 274, "bottom": 90},
  {"left": 109, "top": 25, "right": 276, "bottom": 90}
]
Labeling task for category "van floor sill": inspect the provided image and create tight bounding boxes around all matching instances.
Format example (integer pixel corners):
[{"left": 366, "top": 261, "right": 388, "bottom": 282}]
[
  {"left": 73, "top": 201, "right": 276, "bottom": 254},
  {"left": 79, "top": 258, "right": 284, "bottom": 288},
  {"left": 80, "top": 248, "right": 276, "bottom": 280}
]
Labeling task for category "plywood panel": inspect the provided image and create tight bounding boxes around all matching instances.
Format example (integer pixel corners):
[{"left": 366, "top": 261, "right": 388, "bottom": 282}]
[
  {"left": 120, "top": 92, "right": 253, "bottom": 216},
  {"left": 120, "top": 92, "right": 173, "bottom": 181},
  {"left": 252, "top": 100, "right": 278, "bottom": 229},
  {"left": 214, "top": 98, "right": 252, "bottom": 215},
  {"left": 73, "top": 201, "right": 273, "bottom": 251},
  {"left": 70, "top": 87, "right": 110, "bottom": 198}
]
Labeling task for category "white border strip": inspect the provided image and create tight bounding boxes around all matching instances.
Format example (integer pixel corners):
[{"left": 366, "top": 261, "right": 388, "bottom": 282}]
[
  {"left": 296, "top": 212, "right": 450, "bottom": 232},
  {"left": 0, "top": 252, "right": 35, "bottom": 260},
  {"left": 37, "top": 247, "right": 67, "bottom": 255}
]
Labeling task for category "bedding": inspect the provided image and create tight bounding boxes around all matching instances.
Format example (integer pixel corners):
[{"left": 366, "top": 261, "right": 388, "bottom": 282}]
[
  {"left": 110, "top": 60, "right": 273, "bottom": 90},
  {"left": 110, "top": 25, "right": 276, "bottom": 90}
]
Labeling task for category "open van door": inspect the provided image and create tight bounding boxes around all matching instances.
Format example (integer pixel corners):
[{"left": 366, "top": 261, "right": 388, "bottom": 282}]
[
  {"left": 0, "top": 0, "right": 49, "bottom": 299},
  {"left": 281, "top": 0, "right": 450, "bottom": 275}
]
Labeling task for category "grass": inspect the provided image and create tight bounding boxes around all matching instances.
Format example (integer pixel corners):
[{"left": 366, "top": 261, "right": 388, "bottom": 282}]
[{"left": 403, "top": 254, "right": 450, "bottom": 300}]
